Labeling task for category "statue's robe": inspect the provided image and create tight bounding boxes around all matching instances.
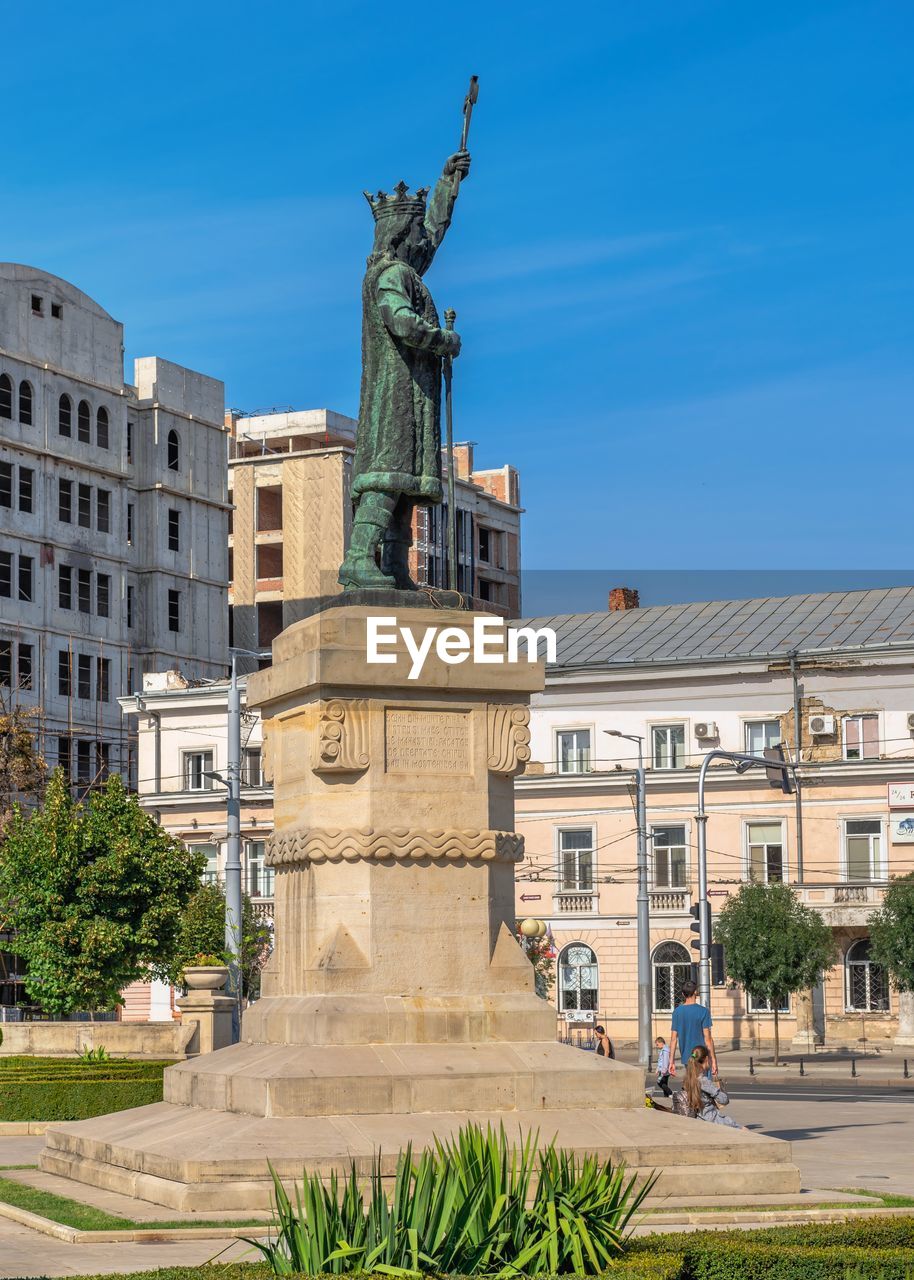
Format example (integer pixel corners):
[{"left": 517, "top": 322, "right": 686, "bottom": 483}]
[{"left": 352, "top": 173, "right": 460, "bottom": 504}]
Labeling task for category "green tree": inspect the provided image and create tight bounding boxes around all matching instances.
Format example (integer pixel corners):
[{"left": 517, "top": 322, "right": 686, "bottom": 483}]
[
  {"left": 868, "top": 873, "right": 914, "bottom": 992},
  {"left": 0, "top": 701, "right": 46, "bottom": 834},
  {"left": 714, "top": 882, "right": 835, "bottom": 1064},
  {"left": 161, "top": 881, "right": 273, "bottom": 1000},
  {"left": 0, "top": 771, "right": 204, "bottom": 1016}
]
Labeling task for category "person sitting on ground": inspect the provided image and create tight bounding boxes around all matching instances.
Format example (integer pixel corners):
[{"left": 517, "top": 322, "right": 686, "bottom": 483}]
[
  {"left": 655, "top": 1036, "right": 672, "bottom": 1096},
  {"left": 680, "top": 1045, "right": 742, "bottom": 1127},
  {"left": 594, "top": 1024, "right": 615, "bottom": 1059}
]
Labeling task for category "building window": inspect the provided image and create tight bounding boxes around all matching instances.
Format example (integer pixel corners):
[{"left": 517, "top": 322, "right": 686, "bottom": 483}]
[
  {"left": 652, "top": 825, "right": 688, "bottom": 889},
  {"left": 57, "top": 735, "right": 71, "bottom": 782},
  {"left": 58, "top": 394, "right": 72, "bottom": 437},
  {"left": 478, "top": 526, "right": 492, "bottom": 563},
  {"left": 17, "top": 643, "right": 32, "bottom": 691},
  {"left": 97, "top": 489, "right": 110, "bottom": 533},
  {"left": 77, "top": 400, "right": 91, "bottom": 444},
  {"left": 190, "top": 843, "right": 219, "bottom": 885},
  {"left": 58, "top": 650, "right": 71, "bottom": 697},
  {"left": 0, "top": 374, "right": 11, "bottom": 419},
  {"left": 652, "top": 724, "right": 686, "bottom": 770},
  {"left": 844, "top": 715, "right": 879, "bottom": 761},
  {"left": 845, "top": 939, "right": 889, "bottom": 1012},
  {"left": 183, "top": 750, "right": 214, "bottom": 791},
  {"left": 96, "top": 657, "right": 110, "bottom": 703},
  {"left": 18, "top": 555, "right": 32, "bottom": 602},
  {"left": 242, "top": 748, "right": 262, "bottom": 788},
  {"left": 77, "top": 568, "right": 91, "bottom": 614},
  {"left": 31, "top": 295, "right": 42, "bottom": 315},
  {"left": 126, "top": 422, "right": 134, "bottom": 463},
  {"left": 167, "top": 429, "right": 180, "bottom": 471},
  {"left": 77, "top": 654, "right": 92, "bottom": 701},
  {"left": 558, "top": 943, "right": 598, "bottom": 1013},
  {"left": 95, "top": 742, "right": 110, "bottom": 784},
  {"left": 747, "top": 992, "right": 790, "bottom": 1014},
  {"left": 18, "top": 467, "right": 32, "bottom": 513},
  {"left": 76, "top": 739, "right": 92, "bottom": 786},
  {"left": 168, "top": 589, "right": 181, "bottom": 632},
  {"left": 0, "top": 551, "right": 10, "bottom": 598},
  {"left": 556, "top": 728, "right": 591, "bottom": 775},
  {"left": 18, "top": 381, "right": 32, "bottom": 426},
  {"left": 96, "top": 573, "right": 110, "bottom": 618},
  {"left": 96, "top": 406, "right": 109, "bottom": 450},
  {"left": 58, "top": 479, "right": 72, "bottom": 523},
  {"left": 77, "top": 483, "right": 91, "bottom": 528},
  {"left": 652, "top": 941, "right": 692, "bottom": 1013},
  {"left": 557, "top": 827, "right": 594, "bottom": 893},
  {"left": 58, "top": 564, "right": 72, "bottom": 609},
  {"left": 126, "top": 584, "right": 134, "bottom": 628},
  {"left": 844, "top": 819, "right": 882, "bottom": 882},
  {"left": 246, "top": 840, "right": 274, "bottom": 897},
  {"left": 747, "top": 820, "right": 784, "bottom": 883},
  {"left": 51, "top": 302, "right": 62, "bottom": 319},
  {"left": 167, "top": 508, "right": 180, "bottom": 551},
  {"left": 127, "top": 503, "right": 134, "bottom": 545},
  {"left": 0, "top": 462, "right": 11, "bottom": 508},
  {"left": 0, "top": 640, "right": 11, "bottom": 687},
  {"left": 745, "top": 719, "right": 781, "bottom": 754}
]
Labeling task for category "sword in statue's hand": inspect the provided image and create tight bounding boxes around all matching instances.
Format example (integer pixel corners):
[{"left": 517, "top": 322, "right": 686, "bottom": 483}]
[
  {"left": 461, "top": 75, "right": 479, "bottom": 152},
  {"left": 444, "top": 309, "right": 458, "bottom": 594}
]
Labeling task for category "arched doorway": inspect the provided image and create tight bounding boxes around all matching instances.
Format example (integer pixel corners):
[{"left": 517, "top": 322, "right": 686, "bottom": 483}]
[
  {"left": 557, "top": 943, "right": 598, "bottom": 1013},
  {"left": 652, "top": 941, "right": 691, "bottom": 1013}
]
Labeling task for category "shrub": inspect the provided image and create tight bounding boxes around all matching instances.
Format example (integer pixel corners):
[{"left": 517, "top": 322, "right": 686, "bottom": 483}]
[
  {"left": 250, "top": 1123, "right": 656, "bottom": 1276},
  {"left": 0, "top": 1055, "right": 172, "bottom": 1120}
]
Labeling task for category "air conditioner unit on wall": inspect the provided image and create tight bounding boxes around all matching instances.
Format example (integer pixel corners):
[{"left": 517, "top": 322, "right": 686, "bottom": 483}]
[
  {"left": 907, "top": 713, "right": 914, "bottom": 732},
  {"left": 695, "top": 722, "right": 718, "bottom": 740},
  {"left": 808, "top": 714, "right": 835, "bottom": 736}
]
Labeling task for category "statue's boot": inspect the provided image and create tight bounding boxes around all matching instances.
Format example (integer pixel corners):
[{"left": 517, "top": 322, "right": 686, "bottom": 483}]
[
  {"left": 381, "top": 496, "right": 418, "bottom": 590},
  {"left": 338, "top": 493, "right": 397, "bottom": 590}
]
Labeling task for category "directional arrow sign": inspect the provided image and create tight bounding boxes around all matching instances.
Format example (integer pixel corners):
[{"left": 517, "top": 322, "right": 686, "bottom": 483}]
[{"left": 519, "top": 893, "right": 542, "bottom": 902}]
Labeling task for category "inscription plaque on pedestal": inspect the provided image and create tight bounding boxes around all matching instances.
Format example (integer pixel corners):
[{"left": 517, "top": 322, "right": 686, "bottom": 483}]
[{"left": 385, "top": 707, "right": 471, "bottom": 775}]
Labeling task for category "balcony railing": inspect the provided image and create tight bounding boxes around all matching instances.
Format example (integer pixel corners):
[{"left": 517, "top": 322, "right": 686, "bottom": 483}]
[
  {"left": 797, "top": 883, "right": 886, "bottom": 909},
  {"left": 552, "top": 891, "right": 597, "bottom": 914},
  {"left": 650, "top": 888, "right": 690, "bottom": 913}
]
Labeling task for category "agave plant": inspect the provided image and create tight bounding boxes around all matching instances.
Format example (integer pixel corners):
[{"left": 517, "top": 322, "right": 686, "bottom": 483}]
[{"left": 247, "top": 1121, "right": 656, "bottom": 1276}]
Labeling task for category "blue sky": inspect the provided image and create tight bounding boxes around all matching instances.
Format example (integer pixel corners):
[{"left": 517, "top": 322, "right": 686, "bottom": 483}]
[{"left": 5, "top": 2, "right": 913, "bottom": 595}]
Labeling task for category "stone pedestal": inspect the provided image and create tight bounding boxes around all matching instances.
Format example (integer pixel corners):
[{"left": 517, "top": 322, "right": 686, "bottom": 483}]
[
  {"left": 39, "top": 607, "right": 800, "bottom": 1209},
  {"left": 176, "top": 991, "right": 235, "bottom": 1056}
]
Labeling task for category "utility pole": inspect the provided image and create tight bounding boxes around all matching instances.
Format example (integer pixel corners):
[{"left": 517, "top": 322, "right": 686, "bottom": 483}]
[
  {"left": 225, "top": 653, "right": 242, "bottom": 1042},
  {"left": 605, "top": 730, "right": 651, "bottom": 1069}
]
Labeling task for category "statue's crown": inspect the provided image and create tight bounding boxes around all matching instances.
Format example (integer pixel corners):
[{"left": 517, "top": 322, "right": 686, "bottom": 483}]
[{"left": 363, "top": 180, "right": 429, "bottom": 223}]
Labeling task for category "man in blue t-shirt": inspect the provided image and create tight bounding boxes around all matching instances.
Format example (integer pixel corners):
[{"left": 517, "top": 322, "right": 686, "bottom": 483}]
[{"left": 669, "top": 979, "right": 717, "bottom": 1078}]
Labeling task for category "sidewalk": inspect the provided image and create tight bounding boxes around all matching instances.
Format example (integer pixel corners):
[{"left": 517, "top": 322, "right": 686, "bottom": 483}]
[{"left": 614, "top": 1043, "right": 914, "bottom": 1085}]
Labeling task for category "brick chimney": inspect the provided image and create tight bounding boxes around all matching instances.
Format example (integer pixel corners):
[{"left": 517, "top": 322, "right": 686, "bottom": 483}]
[{"left": 608, "top": 586, "right": 640, "bottom": 612}]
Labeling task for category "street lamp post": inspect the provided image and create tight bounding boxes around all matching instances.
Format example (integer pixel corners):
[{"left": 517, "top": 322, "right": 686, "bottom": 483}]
[
  {"left": 696, "top": 749, "right": 796, "bottom": 1009},
  {"left": 605, "top": 730, "right": 651, "bottom": 1070}
]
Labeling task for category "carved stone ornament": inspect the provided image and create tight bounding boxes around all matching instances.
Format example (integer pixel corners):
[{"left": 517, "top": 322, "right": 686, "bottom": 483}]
[
  {"left": 312, "top": 699, "right": 370, "bottom": 773},
  {"left": 267, "top": 827, "right": 525, "bottom": 867},
  {"left": 487, "top": 704, "right": 531, "bottom": 776}
]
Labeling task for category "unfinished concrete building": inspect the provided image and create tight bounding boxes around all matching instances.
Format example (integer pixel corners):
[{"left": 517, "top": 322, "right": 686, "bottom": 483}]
[
  {"left": 0, "top": 265, "right": 230, "bottom": 788},
  {"left": 228, "top": 409, "right": 521, "bottom": 653}
]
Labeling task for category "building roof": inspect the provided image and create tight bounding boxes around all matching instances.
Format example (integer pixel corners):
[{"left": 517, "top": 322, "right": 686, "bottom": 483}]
[{"left": 518, "top": 587, "right": 914, "bottom": 670}]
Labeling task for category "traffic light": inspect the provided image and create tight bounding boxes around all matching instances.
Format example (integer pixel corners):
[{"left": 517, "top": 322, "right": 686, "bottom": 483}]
[
  {"left": 689, "top": 900, "right": 711, "bottom": 953},
  {"left": 764, "top": 744, "right": 795, "bottom": 794}
]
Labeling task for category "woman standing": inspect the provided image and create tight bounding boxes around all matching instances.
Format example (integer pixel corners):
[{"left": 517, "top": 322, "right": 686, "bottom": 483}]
[{"left": 594, "top": 1024, "right": 615, "bottom": 1059}]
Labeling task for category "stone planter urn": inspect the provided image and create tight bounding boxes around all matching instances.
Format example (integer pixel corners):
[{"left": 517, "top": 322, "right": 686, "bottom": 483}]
[{"left": 182, "top": 965, "right": 228, "bottom": 992}]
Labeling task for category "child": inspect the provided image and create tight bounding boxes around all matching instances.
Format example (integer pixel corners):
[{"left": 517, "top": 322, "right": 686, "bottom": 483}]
[
  {"left": 681, "top": 1045, "right": 741, "bottom": 1127},
  {"left": 655, "top": 1036, "right": 672, "bottom": 1096}
]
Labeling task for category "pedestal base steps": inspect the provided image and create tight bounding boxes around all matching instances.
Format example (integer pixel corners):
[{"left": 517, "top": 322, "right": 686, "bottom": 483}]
[{"left": 41, "top": 1098, "right": 800, "bottom": 1212}]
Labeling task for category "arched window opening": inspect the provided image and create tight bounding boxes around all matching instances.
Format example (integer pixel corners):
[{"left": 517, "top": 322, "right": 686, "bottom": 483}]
[
  {"left": 167, "top": 428, "right": 180, "bottom": 471},
  {"left": 652, "top": 941, "right": 692, "bottom": 1013},
  {"left": 58, "top": 394, "right": 72, "bottom": 437},
  {"left": 96, "top": 406, "right": 109, "bottom": 450},
  {"left": 18, "top": 381, "right": 32, "bottom": 426},
  {"left": 0, "top": 375, "right": 12, "bottom": 420},
  {"left": 558, "top": 943, "right": 598, "bottom": 1013},
  {"left": 845, "top": 939, "right": 889, "bottom": 1013},
  {"left": 77, "top": 400, "right": 91, "bottom": 444}
]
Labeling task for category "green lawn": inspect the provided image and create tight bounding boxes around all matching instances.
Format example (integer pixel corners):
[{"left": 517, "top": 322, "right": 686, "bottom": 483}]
[
  {"left": 0, "top": 1175, "right": 269, "bottom": 1231},
  {"left": 645, "top": 1188, "right": 914, "bottom": 1214}
]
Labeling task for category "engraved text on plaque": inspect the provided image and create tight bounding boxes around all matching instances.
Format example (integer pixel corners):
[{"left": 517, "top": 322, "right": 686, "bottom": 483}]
[{"left": 385, "top": 708, "right": 472, "bottom": 775}]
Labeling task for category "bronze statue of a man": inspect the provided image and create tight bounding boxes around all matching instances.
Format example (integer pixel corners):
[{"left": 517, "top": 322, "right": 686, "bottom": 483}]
[{"left": 338, "top": 149, "right": 471, "bottom": 591}]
